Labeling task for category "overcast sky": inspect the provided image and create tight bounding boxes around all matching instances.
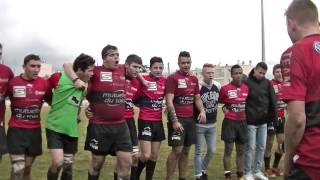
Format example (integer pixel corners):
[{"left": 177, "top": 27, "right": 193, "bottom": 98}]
[{"left": 1, "top": 0, "right": 319, "bottom": 73}]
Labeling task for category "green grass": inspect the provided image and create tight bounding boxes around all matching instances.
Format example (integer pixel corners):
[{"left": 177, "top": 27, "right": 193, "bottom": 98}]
[{"left": 0, "top": 106, "right": 282, "bottom": 180}]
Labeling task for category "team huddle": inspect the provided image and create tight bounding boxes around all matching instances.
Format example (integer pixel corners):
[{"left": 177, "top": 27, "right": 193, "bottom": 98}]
[{"left": 1, "top": 0, "right": 320, "bottom": 180}]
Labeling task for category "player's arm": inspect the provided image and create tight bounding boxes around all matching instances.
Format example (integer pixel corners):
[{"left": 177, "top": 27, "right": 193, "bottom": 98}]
[
  {"left": 44, "top": 73, "right": 60, "bottom": 106},
  {"left": 166, "top": 93, "right": 183, "bottom": 131},
  {"left": 284, "top": 100, "right": 305, "bottom": 177},
  {"left": 194, "top": 94, "right": 206, "bottom": 123},
  {"left": 137, "top": 73, "right": 149, "bottom": 87},
  {"left": 268, "top": 81, "right": 278, "bottom": 123},
  {"left": 194, "top": 78, "right": 206, "bottom": 123},
  {"left": 44, "top": 85, "right": 53, "bottom": 106},
  {"left": 2, "top": 68, "right": 14, "bottom": 98},
  {"left": 63, "top": 63, "right": 86, "bottom": 89}
]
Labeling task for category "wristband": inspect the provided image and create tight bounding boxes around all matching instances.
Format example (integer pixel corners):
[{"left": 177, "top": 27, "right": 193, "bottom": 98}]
[{"left": 72, "top": 77, "right": 80, "bottom": 83}]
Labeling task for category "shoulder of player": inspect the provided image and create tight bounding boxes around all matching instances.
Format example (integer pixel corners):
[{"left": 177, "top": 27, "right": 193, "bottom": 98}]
[
  {"left": 167, "top": 72, "right": 177, "bottom": 78},
  {"left": 240, "top": 83, "right": 249, "bottom": 92},
  {"left": 212, "top": 80, "right": 221, "bottom": 90},
  {"left": 0, "top": 64, "right": 13, "bottom": 74},
  {"left": 9, "top": 75, "right": 23, "bottom": 83},
  {"left": 131, "top": 77, "right": 140, "bottom": 86},
  {"left": 161, "top": 76, "right": 167, "bottom": 81},
  {"left": 49, "top": 72, "right": 62, "bottom": 79},
  {"left": 93, "top": 65, "right": 104, "bottom": 72},
  {"left": 291, "top": 36, "right": 319, "bottom": 55},
  {"left": 166, "top": 73, "right": 178, "bottom": 81},
  {"left": 219, "top": 84, "right": 229, "bottom": 94},
  {"left": 190, "top": 74, "right": 199, "bottom": 81}
]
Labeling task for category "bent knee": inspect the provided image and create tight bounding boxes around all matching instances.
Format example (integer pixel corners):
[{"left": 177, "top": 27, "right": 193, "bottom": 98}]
[
  {"left": 181, "top": 147, "right": 190, "bottom": 155},
  {"left": 141, "top": 152, "right": 151, "bottom": 161},
  {"left": 149, "top": 154, "right": 158, "bottom": 161},
  {"left": 245, "top": 143, "right": 255, "bottom": 151},
  {"left": 91, "top": 161, "right": 104, "bottom": 173},
  {"left": 119, "top": 156, "right": 133, "bottom": 168},
  {"left": 52, "top": 159, "right": 64, "bottom": 169},
  {"left": 172, "top": 150, "right": 183, "bottom": 158},
  {"left": 132, "top": 154, "right": 139, "bottom": 165}
]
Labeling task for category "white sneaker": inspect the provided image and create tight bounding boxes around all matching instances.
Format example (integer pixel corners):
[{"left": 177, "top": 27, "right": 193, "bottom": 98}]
[
  {"left": 244, "top": 173, "right": 255, "bottom": 180},
  {"left": 253, "top": 171, "right": 269, "bottom": 180}
]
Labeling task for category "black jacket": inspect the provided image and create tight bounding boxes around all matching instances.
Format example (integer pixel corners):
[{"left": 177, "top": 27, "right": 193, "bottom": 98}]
[{"left": 245, "top": 69, "right": 277, "bottom": 125}]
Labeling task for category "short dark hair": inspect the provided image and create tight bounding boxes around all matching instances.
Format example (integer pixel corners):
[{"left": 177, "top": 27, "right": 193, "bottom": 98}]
[
  {"left": 150, "top": 56, "right": 163, "bottom": 67},
  {"left": 255, "top": 62, "right": 268, "bottom": 71},
  {"left": 125, "top": 54, "right": 142, "bottom": 65},
  {"left": 178, "top": 51, "right": 191, "bottom": 60},
  {"left": 286, "top": 0, "right": 318, "bottom": 25},
  {"left": 273, "top": 64, "right": 281, "bottom": 73},
  {"left": 230, "top": 64, "right": 242, "bottom": 75},
  {"left": 101, "top": 44, "right": 118, "bottom": 59},
  {"left": 73, "top": 53, "right": 95, "bottom": 72},
  {"left": 23, "top": 54, "right": 41, "bottom": 65}
]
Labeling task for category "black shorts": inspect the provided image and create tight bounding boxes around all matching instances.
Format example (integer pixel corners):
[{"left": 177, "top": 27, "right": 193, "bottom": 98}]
[
  {"left": 138, "top": 119, "right": 165, "bottom": 142},
  {"left": 126, "top": 118, "right": 138, "bottom": 147},
  {"left": 275, "top": 117, "right": 285, "bottom": 134},
  {"left": 7, "top": 127, "right": 42, "bottom": 156},
  {"left": 46, "top": 128, "right": 78, "bottom": 154},
  {"left": 167, "top": 117, "right": 196, "bottom": 147},
  {"left": 267, "top": 117, "right": 285, "bottom": 134},
  {"left": 84, "top": 122, "right": 132, "bottom": 156},
  {"left": 287, "top": 164, "right": 312, "bottom": 180},
  {"left": 221, "top": 118, "right": 247, "bottom": 144}
]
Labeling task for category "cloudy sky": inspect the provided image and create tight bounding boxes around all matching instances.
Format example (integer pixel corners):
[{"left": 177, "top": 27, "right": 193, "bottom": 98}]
[{"left": 1, "top": 0, "right": 319, "bottom": 73}]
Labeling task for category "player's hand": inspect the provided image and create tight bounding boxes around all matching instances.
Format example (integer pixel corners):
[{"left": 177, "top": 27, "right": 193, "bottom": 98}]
[
  {"left": 85, "top": 107, "right": 93, "bottom": 118},
  {"left": 198, "top": 110, "right": 206, "bottom": 124},
  {"left": 222, "top": 105, "right": 229, "bottom": 114},
  {"left": 74, "top": 79, "right": 86, "bottom": 89},
  {"left": 172, "top": 121, "right": 184, "bottom": 132},
  {"left": 145, "top": 81, "right": 154, "bottom": 87},
  {"left": 77, "top": 115, "right": 81, "bottom": 124},
  {"left": 188, "top": 71, "right": 197, "bottom": 77}
]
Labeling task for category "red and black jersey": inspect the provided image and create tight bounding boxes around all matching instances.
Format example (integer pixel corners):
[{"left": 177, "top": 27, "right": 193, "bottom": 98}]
[
  {"left": 270, "top": 79, "right": 285, "bottom": 118},
  {"left": 219, "top": 82, "right": 249, "bottom": 121},
  {"left": 124, "top": 77, "right": 140, "bottom": 119},
  {"left": 7, "top": 75, "right": 51, "bottom": 128},
  {"left": 165, "top": 71, "right": 199, "bottom": 118},
  {"left": 0, "top": 64, "right": 14, "bottom": 125},
  {"left": 281, "top": 34, "right": 320, "bottom": 178},
  {"left": 138, "top": 74, "right": 166, "bottom": 121},
  {"left": 87, "top": 66, "right": 126, "bottom": 125}
]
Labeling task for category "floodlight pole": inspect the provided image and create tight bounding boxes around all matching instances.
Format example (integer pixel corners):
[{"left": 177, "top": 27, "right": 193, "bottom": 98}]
[{"left": 261, "top": 0, "right": 266, "bottom": 62}]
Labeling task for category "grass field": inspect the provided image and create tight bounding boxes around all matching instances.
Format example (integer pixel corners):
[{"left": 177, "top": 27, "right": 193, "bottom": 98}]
[{"left": 0, "top": 106, "right": 283, "bottom": 180}]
